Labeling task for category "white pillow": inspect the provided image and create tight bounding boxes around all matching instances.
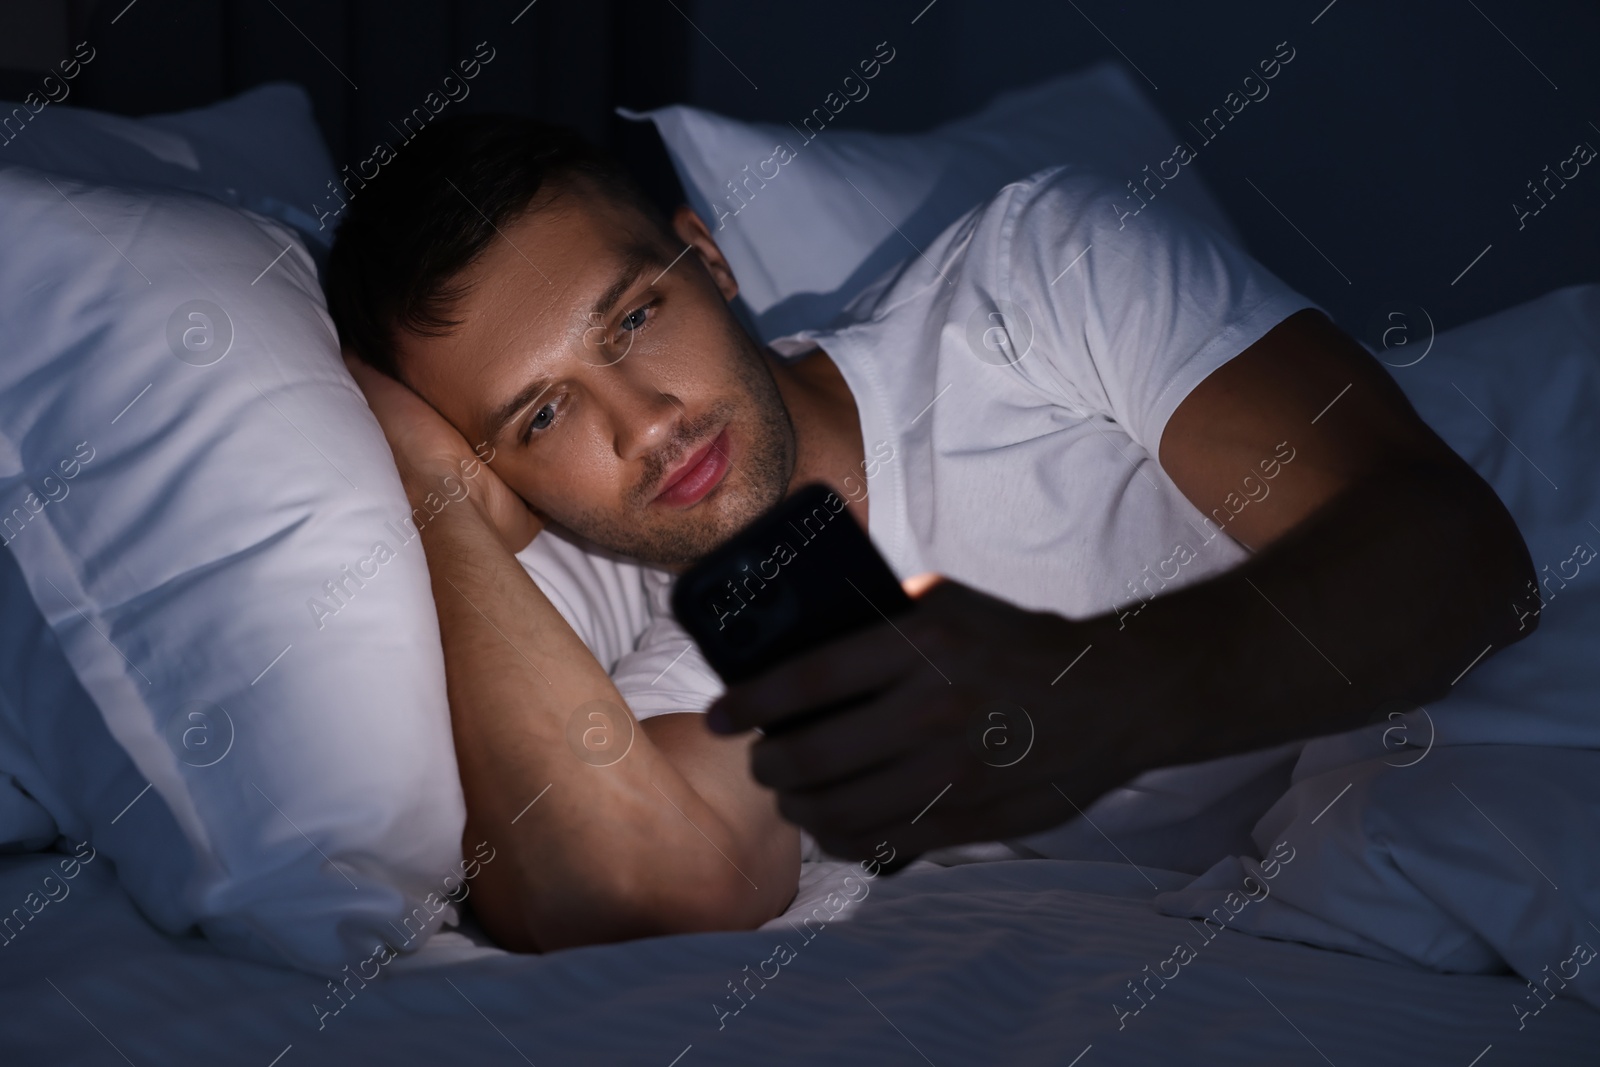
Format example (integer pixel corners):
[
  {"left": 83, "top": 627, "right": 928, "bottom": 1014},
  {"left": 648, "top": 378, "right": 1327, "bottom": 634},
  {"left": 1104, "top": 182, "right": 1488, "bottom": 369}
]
[
  {"left": 0, "top": 82, "right": 337, "bottom": 246},
  {"left": 622, "top": 61, "right": 1241, "bottom": 341},
  {"left": 0, "top": 166, "right": 465, "bottom": 972}
]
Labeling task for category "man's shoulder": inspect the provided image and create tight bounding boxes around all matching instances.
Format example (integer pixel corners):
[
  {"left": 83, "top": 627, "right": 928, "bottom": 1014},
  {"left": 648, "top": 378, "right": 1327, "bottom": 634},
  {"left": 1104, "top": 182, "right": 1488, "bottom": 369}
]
[
  {"left": 979, "top": 163, "right": 1133, "bottom": 239},
  {"left": 795, "top": 165, "right": 1126, "bottom": 335},
  {"left": 989, "top": 163, "right": 1122, "bottom": 210}
]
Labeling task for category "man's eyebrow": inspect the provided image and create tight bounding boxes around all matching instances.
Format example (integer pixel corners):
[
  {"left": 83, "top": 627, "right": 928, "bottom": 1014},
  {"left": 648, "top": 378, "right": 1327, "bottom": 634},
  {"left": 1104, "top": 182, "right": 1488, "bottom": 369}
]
[
  {"left": 589, "top": 243, "right": 669, "bottom": 323},
  {"left": 483, "top": 375, "right": 555, "bottom": 445},
  {"left": 481, "top": 244, "right": 671, "bottom": 443}
]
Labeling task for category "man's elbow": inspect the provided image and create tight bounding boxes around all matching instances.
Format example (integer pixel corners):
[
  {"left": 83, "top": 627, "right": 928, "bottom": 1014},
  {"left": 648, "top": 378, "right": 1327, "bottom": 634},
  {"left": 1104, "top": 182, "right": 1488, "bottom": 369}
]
[
  {"left": 593, "top": 818, "right": 803, "bottom": 943},
  {"left": 1474, "top": 500, "right": 1541, "bottom": 651},
  {"left": 1439, "top": 463, "right": 1542, "bottom": 663},
  {"left": 1379, "top": 458, "right": 1540, "bottom": 710},
  {"left": 467, "top": 844, "right": 795, "bottom": 953},
  {"left": 608, "top": 853, "right": 797, "bottom": 939}
]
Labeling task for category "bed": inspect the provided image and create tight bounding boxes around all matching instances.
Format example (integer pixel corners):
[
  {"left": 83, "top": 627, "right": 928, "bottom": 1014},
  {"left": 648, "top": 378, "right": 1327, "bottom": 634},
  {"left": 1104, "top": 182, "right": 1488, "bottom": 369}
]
[{"left": 3, "top": 5, "right": 1599, "bottom": 1065}]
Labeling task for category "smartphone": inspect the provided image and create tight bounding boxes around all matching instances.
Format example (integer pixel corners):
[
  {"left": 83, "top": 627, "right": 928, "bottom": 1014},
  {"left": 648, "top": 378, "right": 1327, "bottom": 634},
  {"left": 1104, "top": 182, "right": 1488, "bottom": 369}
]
[
  {"left": 670, "top": 482, "right": 912, "bottom": 693},
  {"left": 673, "top": 482, "right": 920, "bottom": 873}
]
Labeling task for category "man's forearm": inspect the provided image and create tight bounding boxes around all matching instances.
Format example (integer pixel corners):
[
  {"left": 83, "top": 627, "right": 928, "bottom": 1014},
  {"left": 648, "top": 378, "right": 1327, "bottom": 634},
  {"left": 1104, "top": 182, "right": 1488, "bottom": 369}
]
[
  {"left": 1094, "top": 458, "right": 1537, "bottom": 775},
  {"left": 416, "top": 490, "right": 781, "bottom": 949}
]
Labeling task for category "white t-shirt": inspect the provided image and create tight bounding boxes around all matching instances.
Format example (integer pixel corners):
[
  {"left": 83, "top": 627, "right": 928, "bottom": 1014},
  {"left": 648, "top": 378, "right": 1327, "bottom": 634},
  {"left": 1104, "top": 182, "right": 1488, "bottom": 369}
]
[{"left": 516, "top": 163, "right": 1322, "bottom": 720}]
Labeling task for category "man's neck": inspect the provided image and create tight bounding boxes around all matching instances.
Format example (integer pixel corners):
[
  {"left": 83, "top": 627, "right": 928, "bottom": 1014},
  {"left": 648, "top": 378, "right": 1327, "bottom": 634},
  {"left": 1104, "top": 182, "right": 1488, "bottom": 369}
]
[{"left": 766, "top": 345, "right": 868, "bottom": 532}]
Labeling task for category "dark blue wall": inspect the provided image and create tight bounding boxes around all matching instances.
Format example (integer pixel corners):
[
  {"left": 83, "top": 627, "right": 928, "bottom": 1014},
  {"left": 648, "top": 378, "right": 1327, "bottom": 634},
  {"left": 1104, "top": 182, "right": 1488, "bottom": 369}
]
[{"left": 680, "top": 0, "right": 1600, "bottom": 337}]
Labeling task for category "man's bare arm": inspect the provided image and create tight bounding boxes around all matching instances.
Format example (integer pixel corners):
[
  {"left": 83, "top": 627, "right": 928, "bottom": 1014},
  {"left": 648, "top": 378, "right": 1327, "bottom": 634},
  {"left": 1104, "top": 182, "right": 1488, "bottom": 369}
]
[
  {"left": 348, "top": 357, "right": 799, "bottom": 951},
  {"left": 1140, "top": 307, "right": 1537, "bottom": 765},
  {"left": 424, "top": 503, "right": 798, "bottom": 950}
]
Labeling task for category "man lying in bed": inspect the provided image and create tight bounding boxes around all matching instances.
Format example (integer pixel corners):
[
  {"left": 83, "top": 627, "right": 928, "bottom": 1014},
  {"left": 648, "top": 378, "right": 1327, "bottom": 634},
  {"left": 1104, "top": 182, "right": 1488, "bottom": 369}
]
[{"left": 324, "top": 116, "right": 1536, "bottom": 953}]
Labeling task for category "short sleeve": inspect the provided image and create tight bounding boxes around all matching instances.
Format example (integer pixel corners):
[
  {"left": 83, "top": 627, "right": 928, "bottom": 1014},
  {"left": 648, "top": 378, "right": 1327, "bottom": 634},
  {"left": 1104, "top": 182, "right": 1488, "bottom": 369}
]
[
  {"left": 608, "top": 570, "right": 726, "bottom": 719},
  {"left": 513, "top": 530, "right": 652, "bottom": 673},
  {"left": 516, "top": 533, "right": 722, "bottom": 719},
  {"left": 1003, "top": 166, "right": 1323, "bottom": 458}
]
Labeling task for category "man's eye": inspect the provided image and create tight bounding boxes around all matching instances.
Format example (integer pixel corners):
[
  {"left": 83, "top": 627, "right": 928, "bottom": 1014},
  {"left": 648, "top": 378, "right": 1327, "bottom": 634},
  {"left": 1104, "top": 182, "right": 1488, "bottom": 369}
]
[
  {"left": 621, "top": 304, "right": 652, "bottom": 332},
  {"left": 521, "top": 402, "right": 556, "bottom": 443}
]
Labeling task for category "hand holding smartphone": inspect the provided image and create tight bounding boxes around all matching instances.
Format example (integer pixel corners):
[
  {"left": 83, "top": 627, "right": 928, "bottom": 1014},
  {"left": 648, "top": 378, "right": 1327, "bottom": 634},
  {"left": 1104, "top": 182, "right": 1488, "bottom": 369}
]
[
  {"left": 670, "top": 482, "right": 912, "bottom": 692},
  {"left": 671, "top": 483, "right": 919, "bottom": 872}
]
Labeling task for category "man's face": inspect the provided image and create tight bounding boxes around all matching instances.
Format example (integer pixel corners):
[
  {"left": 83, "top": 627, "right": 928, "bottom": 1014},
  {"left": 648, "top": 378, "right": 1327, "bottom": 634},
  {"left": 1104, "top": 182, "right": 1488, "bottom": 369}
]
[{"left": 395, "top": 182, "right": 795, "bottom": 569}]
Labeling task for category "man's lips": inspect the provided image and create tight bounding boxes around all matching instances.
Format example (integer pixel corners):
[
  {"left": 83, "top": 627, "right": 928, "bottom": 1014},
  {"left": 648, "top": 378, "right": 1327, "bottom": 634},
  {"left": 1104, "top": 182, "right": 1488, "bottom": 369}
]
[{"left": 651, "top": 426, "right": 730, "bottom": 507}]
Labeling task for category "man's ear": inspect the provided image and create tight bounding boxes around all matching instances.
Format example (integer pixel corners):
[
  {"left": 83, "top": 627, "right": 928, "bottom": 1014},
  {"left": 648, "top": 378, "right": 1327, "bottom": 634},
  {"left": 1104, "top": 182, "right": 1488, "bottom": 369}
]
[{"left": 671, "top": 204, "right": 740, "bottom": 303}]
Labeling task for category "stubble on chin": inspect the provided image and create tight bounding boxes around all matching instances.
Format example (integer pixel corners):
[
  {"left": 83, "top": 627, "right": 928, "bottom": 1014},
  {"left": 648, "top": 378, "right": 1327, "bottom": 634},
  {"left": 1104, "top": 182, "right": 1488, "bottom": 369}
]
[{"left": 556, "top": 331, "right": 795, "bottom": 569}]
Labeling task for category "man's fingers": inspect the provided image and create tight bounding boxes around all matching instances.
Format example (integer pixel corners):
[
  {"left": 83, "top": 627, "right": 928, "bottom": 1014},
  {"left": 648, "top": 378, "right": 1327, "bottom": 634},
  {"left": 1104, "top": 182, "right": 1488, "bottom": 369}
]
[
  {"left": 342, "top": 349, "right": 395, "bottom": 394},
  {"left": 748, "top": 681, "right": 959, "bottom": 791},
  {"left": 809, "top": 779, "right": 1070, "bottom": 861},
  {"left": 775, "top": 743, "right": 973, "bottom": 835},
  {"left": 901, "top": 571, "right": 947, "bottom": 598},
  {"left": 708, "top": 617, "right": 922, "bottom": 733}
]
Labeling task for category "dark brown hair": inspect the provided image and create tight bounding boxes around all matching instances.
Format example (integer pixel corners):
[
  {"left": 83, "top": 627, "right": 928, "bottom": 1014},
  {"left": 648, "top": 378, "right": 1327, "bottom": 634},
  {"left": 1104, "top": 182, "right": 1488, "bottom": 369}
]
[{"left": 324, "top": 115, "right": 672, "bottom": 378}]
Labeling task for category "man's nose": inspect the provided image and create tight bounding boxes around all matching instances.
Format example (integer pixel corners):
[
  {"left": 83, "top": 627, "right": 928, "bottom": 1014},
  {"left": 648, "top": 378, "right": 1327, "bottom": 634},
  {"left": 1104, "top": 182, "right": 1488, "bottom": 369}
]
[{"left": 608, "top": 378, "right": 682, "bottom": 464}]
